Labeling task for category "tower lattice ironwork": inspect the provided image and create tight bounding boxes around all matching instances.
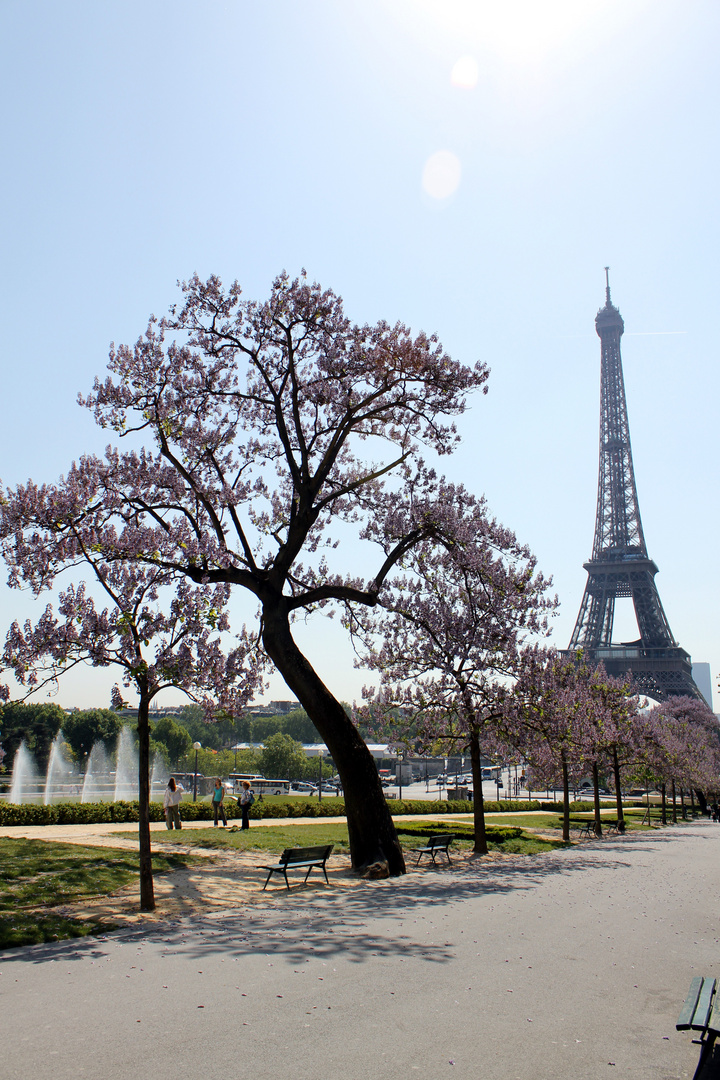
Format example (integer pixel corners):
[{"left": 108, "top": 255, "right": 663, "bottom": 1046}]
[{"left": 564, "top": 270, "right": 703, "bottom": 703}]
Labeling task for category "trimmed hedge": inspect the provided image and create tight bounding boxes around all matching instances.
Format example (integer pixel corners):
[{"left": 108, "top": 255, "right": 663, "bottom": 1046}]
[
  {"left": 0, "top": 798, "right": 350, "bottom": 827},
  {"left": 394, "top": 821, "right": 524, "bottom": 843},
  {"left": 0, "top": 796, "right": 596, "bottom": 828}
]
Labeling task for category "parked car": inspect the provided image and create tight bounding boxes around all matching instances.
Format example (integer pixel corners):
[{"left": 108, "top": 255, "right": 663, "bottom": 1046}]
[
  {"left": 317, "top": 781, "right": 341, "bottom": 795},
  {"left": 291, "top": 780, "right": 317, "bottom": 793},
  {"left": 579, "top": 782, "right": 610, "bottom": 795}
]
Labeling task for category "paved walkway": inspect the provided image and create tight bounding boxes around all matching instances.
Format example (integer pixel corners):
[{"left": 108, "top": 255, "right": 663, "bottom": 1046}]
[{"left": 2, "top": 819, "right": 720, "bottom": 1079}]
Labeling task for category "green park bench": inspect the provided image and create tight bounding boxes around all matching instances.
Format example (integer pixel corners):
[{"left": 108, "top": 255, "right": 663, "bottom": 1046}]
[
  {"left": 560, "top": 816, "right": 596, "bottom": 839},
  {"left": 562, "top": 817, "right": 626, "bottom": 838},
  {"left": 259, "top": 844, "right": 334, "bottom": 890},
  {"left": 677, "top": 976, "right": 720, "bottom": 1079},
  {"left": 412, "top": 833, "right": 454, "bottom": 866}
]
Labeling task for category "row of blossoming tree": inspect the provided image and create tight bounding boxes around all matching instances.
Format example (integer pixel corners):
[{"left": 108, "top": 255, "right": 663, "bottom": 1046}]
[{"left": 354, "top": 512, "right": 720, "bottom": 848}]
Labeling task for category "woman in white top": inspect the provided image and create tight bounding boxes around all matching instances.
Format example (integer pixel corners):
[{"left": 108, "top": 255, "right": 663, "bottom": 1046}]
[{"left": 163, "top": 777, "right": 184, "bottom": 830}]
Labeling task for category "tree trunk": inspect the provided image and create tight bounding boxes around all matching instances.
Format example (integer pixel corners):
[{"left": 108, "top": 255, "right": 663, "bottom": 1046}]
[
  {"left": 592, "top": 760, "right": 602, "bottom": 837},
  {"left": 262, "top": 603, "right": 405, "bottom": 875},
  {"left": 612, "top": 746, "right": 624, "bottom": 828},
  {"left": 671, "top": 779, "right": 677, "bottom": 823},
  {"left": 695, "top": 789, "right": 707, "bottom": 814},
  {"left": 680, "top": 788, "right": 686, "bottom": 820},
  {"left": 469, "top": 727, "right": 488, "bottom": 855},
  {"left": 136, "top": 694, "right": 155, "bottom": 912},
  {"left": 561, "top": 752, "right": 570, "bottom": 843},
  {"left": 661, "top": 783, "right": 667, "bottom": 825}
]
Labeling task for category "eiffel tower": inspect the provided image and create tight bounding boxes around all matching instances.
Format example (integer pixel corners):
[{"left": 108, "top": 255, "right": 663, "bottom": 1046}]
[{"left": 563, "top": 270, "right": 703, "bottom": 703}]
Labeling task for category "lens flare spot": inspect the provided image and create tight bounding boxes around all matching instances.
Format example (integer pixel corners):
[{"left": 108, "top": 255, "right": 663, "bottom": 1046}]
[
  {"left": 422, "top": 150, "right": 462, "bottom": 200},
  {"left": 451, "top": 55, "right": 479, "bottom": 89}
]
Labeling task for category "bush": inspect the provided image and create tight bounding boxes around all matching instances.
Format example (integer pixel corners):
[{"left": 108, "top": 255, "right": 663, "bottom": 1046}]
[
  {"left": 0, "top": 795, "right": 571, "bottom": 827},
  {"left": 394, "top": 821, "right": 523, "bottom": 842}
]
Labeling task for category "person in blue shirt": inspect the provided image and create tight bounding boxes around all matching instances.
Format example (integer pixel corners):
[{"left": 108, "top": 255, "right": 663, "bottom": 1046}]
[{"left": 212, "top": 777, "right": 227, "bottom": 827}]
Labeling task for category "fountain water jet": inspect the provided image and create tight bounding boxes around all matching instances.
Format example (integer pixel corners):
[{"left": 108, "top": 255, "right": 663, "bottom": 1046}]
[
  {"left": 113, "top": 726, "right": 138, "bottom": 801},
  {"left": 151, "top": 750, "right": 168, "bottom": 801},
  {"left": 81, "top": 741, "right": 112, "bottom": 802},
  {"left": 9, "top": 741, "right": 42, "bottom": 804},
  {"left": 44, "top": 734, "right": 80, "bottom": 804}
]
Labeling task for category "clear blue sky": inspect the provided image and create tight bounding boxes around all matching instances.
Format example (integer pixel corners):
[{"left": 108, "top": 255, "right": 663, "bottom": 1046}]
[{"left": 1, "top": 0, "right": 718, "bottom": 711}]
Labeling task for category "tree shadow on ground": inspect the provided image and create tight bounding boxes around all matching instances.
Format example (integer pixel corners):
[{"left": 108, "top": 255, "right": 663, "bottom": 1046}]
[
  {"left": 2, "top": 824, "right": 709, "bottom": 969},
  {"left": 695, "top": 1042, "right": 720, "bottom": 1079}
]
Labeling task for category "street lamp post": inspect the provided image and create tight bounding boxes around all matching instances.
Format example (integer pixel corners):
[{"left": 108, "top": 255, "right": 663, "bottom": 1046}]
[
  {"left": 318, "top": 749, "right": 324, "bottom": 802},
  {"left": 193, "top": 742, "right": 201, "bottom": 802}
]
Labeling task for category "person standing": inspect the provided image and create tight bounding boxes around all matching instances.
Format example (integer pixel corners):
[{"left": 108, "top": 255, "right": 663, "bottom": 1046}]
[
  {"left": 163, "top": 777, "right": 184, "bottom": 830},
  {"left": 212, "top": 778, "right": 228, "bottom": 827},
  {"left": 239, "top": 780, "right": 254, "bottom": 830}
]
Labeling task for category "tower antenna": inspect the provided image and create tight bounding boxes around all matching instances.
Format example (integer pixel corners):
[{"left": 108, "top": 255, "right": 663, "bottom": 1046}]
[{"left": 604, "top": 266, "right": 611, "bottom": 305}]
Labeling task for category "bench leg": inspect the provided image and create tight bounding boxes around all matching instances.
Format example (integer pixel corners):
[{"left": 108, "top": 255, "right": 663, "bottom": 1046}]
[
  {"left": 692, "top": 1031, "right": 717, "bottom": 1080},
  {"left": 322, "top": 863, "right": 329, "bottom": 885},
  {"left": 263, "top": 870, "right": 273, "bottom": 891}
]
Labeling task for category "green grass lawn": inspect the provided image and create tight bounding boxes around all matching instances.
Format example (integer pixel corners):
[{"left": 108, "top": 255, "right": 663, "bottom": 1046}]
[
  {"left": 0, "top": 838, "right": 195, "bottom": 950},
  {"left": 480, "top": 809, "right": 667, "bottom": 832},
  {"left": 145, "top": 819, "right": 567, "bottom": 857},
  {"left": 142, "top": 822, "right": 353, "bottom": 853},
  {"left": 393, "top": 819, "right": 567, "bottom": 855}
]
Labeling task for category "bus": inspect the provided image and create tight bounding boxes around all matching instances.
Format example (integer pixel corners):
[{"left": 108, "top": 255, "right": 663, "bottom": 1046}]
[
  {"left": 252, "top": 779, "right": 291, "bottom": 796},
  {"left": 228, "top": 774, "right": 291, "bottom": 796}
]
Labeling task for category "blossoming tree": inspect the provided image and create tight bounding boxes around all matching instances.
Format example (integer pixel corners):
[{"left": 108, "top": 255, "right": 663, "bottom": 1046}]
[
  {"left": 1, "top": 552, "right": 263, "bottom": 910},
  {"left": 507, "top": 649, "right": 591, "bottom": 841},
  {"left": 633, "top": 696, "right": 720, "bottom": 821},
  {"left": 1, "top": 271, "right": 489, "bottom": 876},
  {"left": 353, "top": 487, "right": 557, "bottom": 854}
]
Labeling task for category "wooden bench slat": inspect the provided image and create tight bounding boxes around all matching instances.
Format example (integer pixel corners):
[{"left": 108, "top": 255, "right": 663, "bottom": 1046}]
[
  {"left": 279, "top": 844, "right": 333, "bottom": 863},
  {"left": 707, "top": 993, "right": 720, "bottom": 1037},
  {"left": 677, "top": 976, "right": 704, "bottom": 1029},
  {"left": 693, "top": 978, "right": 716, "bottom": 1030}
]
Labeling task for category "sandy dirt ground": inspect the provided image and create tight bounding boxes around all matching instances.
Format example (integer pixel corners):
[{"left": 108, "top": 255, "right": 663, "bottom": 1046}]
[{"left": 0, "top": 812, "right": 498, "bottom": 923}]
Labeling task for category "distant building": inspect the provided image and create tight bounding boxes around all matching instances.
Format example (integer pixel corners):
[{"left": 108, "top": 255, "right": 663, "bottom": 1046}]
[{"left": 692, "top": 663, "right": 714, "bottom": 711}]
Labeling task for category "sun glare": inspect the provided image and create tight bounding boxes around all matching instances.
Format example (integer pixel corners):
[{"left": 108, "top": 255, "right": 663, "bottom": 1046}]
[
  {"left": 451, "top": 55, "right": 479, "bottom": 89},
  {"left": 398, "top": 0, "right": 646, "bottom": 68},
  {"left": 422, "top": 150, "right": 462, "bottom": 200}
]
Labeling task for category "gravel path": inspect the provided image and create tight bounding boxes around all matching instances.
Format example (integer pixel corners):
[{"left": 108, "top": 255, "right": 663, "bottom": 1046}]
[{"left": 2, "top": 819, "right": 720, "bottom": 1079}]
